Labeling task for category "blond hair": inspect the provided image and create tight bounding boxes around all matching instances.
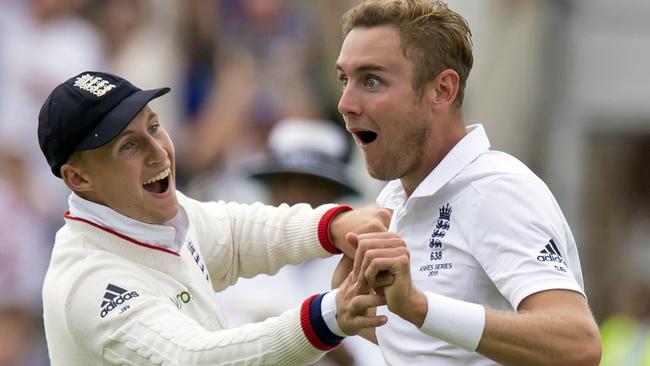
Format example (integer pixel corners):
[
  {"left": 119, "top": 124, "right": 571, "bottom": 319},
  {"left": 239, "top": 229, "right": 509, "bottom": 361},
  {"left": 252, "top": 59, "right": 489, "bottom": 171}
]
[{"left": 341, "top": 0, "right": 473, "bottom": 107}]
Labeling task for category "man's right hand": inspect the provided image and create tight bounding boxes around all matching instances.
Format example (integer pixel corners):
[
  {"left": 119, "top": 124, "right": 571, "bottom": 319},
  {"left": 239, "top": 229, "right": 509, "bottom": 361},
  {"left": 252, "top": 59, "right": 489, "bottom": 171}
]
[
  {"left": 334, "top": 271, "right": 388, "bottom": 336},
  {"left": 353, "top": 232, "right": 428, "bottom": 327}
]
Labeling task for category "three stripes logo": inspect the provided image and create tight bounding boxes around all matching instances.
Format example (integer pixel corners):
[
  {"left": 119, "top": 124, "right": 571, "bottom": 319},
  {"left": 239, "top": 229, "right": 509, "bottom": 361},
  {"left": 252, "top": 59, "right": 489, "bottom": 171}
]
[
  {"left": 536, "top": 239, "right": 567, "bottom": 266},
  {"left": 100, "top": 284, "right": 139, "bottom": 318}
]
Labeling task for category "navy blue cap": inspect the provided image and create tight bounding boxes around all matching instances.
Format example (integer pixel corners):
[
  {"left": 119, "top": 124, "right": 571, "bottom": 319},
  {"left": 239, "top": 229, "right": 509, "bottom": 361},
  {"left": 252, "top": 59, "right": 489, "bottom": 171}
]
[{"left": 38, "top": 71, "right": 170, "bottom": 177}]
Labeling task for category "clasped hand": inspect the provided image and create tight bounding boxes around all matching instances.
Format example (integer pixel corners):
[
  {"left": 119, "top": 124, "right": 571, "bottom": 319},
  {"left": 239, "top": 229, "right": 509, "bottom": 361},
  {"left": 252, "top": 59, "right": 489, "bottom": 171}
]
[{"left": 332, "top": 232, "right": 427, "bottom": 336}]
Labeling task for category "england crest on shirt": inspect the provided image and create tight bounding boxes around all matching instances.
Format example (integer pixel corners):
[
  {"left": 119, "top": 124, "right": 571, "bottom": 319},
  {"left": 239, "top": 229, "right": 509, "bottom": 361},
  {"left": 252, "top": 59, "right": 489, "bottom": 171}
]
[{"left": 429, "top": 203, "right": 452, "bottom": 261}]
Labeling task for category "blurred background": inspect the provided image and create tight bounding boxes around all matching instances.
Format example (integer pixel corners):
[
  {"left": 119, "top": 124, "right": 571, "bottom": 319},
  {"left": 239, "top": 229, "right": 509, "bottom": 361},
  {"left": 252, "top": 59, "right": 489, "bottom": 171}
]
[{"left": 0, "top": 0, "right": 649, "bottom": 365}]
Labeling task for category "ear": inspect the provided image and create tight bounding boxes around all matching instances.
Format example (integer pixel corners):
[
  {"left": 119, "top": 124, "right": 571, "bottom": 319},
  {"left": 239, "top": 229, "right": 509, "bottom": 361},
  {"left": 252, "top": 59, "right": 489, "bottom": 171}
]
[
  {"left": 426, "top": 69, "right": 460, "bottom": 111},
  {"left": 60, "top": 163, "right": 93, "bottom": 192}
]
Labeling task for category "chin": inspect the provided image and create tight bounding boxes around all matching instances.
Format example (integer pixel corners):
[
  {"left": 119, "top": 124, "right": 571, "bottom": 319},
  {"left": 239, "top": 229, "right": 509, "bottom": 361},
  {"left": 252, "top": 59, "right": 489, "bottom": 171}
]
[
  {"left": 146, "top": 201, "right": 180, "bottom": 224},
  {"left": 366, "top": 164, "right": 390, "bottom": 181},
  {"left": 160, "top": 201, "right": 180, "bottom": 223}
]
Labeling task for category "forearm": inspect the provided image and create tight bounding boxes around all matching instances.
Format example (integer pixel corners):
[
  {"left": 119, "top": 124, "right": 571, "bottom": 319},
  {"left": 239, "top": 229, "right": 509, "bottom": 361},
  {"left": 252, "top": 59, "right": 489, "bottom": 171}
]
[
  {"left": 101, "top": 301, "right": 331, "bottom": 365},
  {"left": 413, "top": 291, "right": 601, "bottom": 365},
  {"left": 395, "top": 289, "right": 600, "bottom": 365},
  {"left": 477, "top": 309, "right": 601, "bottom": 366},
  {"left": 207, "top": 201, "right": 337, "bottom": 284}
]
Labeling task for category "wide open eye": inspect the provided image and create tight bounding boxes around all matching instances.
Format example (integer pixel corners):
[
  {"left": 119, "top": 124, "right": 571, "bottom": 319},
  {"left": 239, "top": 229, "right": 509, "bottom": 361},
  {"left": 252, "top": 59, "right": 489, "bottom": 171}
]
[
  {"left": 120, "top": 141, "right": 134, "bottom": 152},
  {"left": 338, "top": 76, "right": 348, "bottom": 91},
  {"left": 366, "top": 76, "right": 381, "bottom": 88}
]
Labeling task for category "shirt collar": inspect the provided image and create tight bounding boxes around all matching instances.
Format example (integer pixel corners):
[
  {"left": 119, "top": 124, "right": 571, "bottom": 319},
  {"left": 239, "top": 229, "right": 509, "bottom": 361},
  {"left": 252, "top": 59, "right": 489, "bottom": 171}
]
[
  {"left": 377, "top": 124, "right": 490, "bottom": 209},
  {"left": 67, "top": 192, "right": 189, "bottom": 252}
]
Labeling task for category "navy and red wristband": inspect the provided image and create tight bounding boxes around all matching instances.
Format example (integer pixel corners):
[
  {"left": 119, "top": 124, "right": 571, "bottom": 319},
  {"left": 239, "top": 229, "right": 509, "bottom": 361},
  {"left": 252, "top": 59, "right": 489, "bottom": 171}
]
[{"left": 300, "top": 293, "right": 344, "bottom": 351}]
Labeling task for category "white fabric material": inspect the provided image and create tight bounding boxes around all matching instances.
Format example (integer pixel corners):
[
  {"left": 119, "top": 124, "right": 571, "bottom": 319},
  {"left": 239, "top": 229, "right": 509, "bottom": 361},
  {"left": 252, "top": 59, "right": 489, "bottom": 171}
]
[
  {"left": 375, "top": 124, "right": 585, "bottom": 365},
  {"left": 420, "top": 292, "right": 486, "bottom": 352},
  {"left": 68, "top": 192, "right": 189, "bottom": 252},
  {"left": 321, "top": 289, "right": 347, "bottom": 337},
  {"left": 43, "top": 193, "right": 336, "bottom": 365}
]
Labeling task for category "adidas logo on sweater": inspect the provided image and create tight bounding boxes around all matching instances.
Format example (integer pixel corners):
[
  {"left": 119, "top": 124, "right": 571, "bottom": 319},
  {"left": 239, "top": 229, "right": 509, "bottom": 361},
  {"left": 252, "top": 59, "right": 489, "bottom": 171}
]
[
  {"left": 536, "top": 239, "right": 567, "bottom": 266},
  {"left": 100, "top": 283, "right": 139, "bottom": 318}
]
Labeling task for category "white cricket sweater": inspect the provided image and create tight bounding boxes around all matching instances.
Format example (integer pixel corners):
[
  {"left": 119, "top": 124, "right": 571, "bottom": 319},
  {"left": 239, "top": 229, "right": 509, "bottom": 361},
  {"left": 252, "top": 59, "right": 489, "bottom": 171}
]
[{"left": 42, "top": 192, "right": 346, "bottom": 365}]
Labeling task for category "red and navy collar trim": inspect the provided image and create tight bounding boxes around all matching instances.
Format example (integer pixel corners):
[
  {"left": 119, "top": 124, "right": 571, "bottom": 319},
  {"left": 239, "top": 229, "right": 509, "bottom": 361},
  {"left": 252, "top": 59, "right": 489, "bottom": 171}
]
[{"left": 64, "top": 211, "right": 180, "bottom": 256}]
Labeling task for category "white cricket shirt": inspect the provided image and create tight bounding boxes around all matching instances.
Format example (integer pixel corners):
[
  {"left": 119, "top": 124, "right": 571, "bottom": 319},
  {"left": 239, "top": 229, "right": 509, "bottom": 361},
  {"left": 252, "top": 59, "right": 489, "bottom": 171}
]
[{"left": 375, "top": 124, "right": 585, "bottom": 365}]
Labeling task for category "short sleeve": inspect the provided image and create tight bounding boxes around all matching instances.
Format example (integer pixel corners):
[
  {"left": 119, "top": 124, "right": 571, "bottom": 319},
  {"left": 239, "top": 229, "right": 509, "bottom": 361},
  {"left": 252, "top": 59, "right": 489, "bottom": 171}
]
[{"left": 470, "top": 175, "right": 584, "bottom": 309}]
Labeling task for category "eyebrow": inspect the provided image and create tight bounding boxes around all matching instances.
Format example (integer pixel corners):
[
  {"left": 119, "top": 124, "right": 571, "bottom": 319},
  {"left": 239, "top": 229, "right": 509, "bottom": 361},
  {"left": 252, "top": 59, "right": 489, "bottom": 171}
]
[
  {"left": 112, "top": 110, "right": 159, "bottom": 142},
  {"left": 113, "top": 129, "right": 135, "bottom": 146},
  {"left": 336, "top": 63, "right": 388, "bottom": 75}
]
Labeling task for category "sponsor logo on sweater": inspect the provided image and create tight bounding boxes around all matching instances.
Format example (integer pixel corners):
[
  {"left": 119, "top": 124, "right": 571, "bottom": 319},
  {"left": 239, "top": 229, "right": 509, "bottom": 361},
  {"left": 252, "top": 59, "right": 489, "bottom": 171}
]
[
  {"left": 100, "top": 283, "right": 139, "bottom": 318},
  {"left": 170, "top": 291, "right": 193, "bottom": 310},
  {"left": 187, "top": 240, "right": 210, "bottom": 283}
]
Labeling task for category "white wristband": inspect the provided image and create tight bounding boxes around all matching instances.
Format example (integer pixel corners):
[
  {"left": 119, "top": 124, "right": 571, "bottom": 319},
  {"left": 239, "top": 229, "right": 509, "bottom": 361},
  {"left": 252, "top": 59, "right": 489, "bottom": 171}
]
[
  {"left": 321, "top": 289, "right": 347, "bottom": 337},
  {"left": 419, "top": 291, "right": 486, "bottom": 351}
]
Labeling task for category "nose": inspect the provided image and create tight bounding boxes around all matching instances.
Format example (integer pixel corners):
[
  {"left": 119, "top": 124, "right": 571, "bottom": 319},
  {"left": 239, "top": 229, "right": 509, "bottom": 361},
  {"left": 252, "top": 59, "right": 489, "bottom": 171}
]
[
  {"left": 145, "top": 136, "right": 167, "bottom": 166},
  {"left": 338, "top": 85, "right": 362, "bottom": 117}
]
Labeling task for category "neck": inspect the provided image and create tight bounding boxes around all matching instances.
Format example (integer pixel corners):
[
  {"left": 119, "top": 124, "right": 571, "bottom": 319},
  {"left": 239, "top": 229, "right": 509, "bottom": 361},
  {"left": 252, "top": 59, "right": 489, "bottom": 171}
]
[{"left": 401, "top": 117, "right": 466, "bottom": 198}]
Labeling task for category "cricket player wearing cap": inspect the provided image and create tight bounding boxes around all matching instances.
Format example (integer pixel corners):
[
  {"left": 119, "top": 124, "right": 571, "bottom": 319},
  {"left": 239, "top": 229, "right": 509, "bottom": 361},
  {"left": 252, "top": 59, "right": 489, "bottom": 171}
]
[{"left": 38, "top": 71, "right": 390, "bottom": 365}]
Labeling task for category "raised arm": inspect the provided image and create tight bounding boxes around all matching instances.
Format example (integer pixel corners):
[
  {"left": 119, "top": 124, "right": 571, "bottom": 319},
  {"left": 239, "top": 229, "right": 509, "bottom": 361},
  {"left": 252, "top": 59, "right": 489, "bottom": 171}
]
[{"left": 192, "top": 198, "right": 389, "bottom": 290}]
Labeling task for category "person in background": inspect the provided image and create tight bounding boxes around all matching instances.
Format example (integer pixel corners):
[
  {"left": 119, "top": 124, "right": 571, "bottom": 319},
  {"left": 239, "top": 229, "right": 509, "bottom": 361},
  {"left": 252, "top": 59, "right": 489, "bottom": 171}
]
[
  {"left": 600, "top": 253, "right": 650, "bottom": 366},
  {"left": 247, "top": 118, "right": 359, "bottom": 207},
  {"left": 599, "top": 144, "right": 650, "bottom": 366},
  {"left": 0, "top": 181, "right": 49, "bottom": 366},
  {"left": 177, "top": 0, "right": 329, "bottom": 204}
]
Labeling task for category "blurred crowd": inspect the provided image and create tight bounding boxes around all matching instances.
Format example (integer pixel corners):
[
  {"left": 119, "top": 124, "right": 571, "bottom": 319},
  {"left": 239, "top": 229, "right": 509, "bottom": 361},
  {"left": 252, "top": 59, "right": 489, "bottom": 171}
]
[{"left": 0, "top": 0, "right": 649, "bottom": 365}]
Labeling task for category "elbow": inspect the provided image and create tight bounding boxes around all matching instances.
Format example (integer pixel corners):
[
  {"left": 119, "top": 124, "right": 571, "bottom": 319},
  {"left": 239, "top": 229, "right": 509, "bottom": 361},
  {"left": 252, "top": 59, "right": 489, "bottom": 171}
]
[
  {"left": 576, "top": 345, "right": 601, "bottom": 366},
  {"left": 572, "top": 323, "right": 602, "bottom": 366},
  {"left": 582, "top": 337, "right": 602, "bottom": 366}
]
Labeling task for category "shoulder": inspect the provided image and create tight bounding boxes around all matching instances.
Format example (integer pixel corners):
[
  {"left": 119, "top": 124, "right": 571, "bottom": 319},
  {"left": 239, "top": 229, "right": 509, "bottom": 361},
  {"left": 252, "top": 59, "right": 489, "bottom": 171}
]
[
  {"left": 47, "top": 252, "right": 164, "bottom": 353},
  {"left": 466, "top": 150, "right": 539, "bottom": 180},
  {"left": 453, "top": 150, "right": 549, "bottom": 197},
  {"left": 177, "top": 190, "right": 247, "bottom": 222},
  {"left": 45, "top": 246, "right": 149, "bottom": 315}
]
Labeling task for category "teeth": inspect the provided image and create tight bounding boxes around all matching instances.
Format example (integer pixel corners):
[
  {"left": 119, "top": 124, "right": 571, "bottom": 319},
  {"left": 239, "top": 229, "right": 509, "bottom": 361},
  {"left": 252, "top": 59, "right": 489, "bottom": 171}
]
[{"left": 144, "top": 168, "right": 170, "bottom": 185}]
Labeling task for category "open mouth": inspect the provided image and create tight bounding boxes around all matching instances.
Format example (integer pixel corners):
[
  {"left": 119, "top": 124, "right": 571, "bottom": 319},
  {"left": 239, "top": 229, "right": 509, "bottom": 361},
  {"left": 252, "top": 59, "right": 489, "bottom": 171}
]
[
  {"left": 143, "top": 168, "right": 171, "bottom": 194},
  {"left": 355, "top": 130, "right": 378, "bottom": 144}
]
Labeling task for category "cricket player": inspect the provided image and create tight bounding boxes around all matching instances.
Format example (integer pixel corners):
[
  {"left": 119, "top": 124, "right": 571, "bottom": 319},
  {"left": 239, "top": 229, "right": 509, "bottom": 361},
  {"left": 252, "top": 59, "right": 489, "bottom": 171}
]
[
  {"left": 331, "top": 1, "right": 602, "bottom": 365},
  {"left": 38, "top": 71, "right": 389, "bottom": 365}
]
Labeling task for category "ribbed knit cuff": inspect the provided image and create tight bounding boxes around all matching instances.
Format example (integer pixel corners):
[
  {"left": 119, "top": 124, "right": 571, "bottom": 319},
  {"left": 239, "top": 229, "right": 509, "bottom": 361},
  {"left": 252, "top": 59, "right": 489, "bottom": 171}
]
[
  {"left": 317, "top": 205, "right": 353, "bottom": 254},
  {"left": 300, "top": 294, "right": 344, "bottom": 351}
]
